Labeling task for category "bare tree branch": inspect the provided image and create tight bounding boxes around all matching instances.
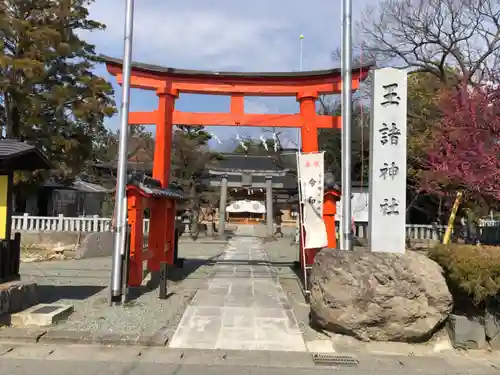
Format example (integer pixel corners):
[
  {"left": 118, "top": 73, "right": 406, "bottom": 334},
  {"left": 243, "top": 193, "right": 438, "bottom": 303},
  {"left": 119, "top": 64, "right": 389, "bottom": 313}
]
[{"left": 358, "top": 0, "right": 500, "bottom": 85}]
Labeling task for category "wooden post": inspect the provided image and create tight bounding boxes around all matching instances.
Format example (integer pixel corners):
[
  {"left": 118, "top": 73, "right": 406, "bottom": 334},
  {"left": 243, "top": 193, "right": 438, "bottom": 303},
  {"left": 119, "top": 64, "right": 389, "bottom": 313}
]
[
  {"left": 443, "top": 191, "right": 463, "bottom": 245},
  {"left": 165, "top": 200, "right": 176, "bottom": 265},
  {"left": 323, "top": 191, "right": 340, "bottom": 249},
  {"left": 127, "top": 192, "right": 144, "bottom": 286}
]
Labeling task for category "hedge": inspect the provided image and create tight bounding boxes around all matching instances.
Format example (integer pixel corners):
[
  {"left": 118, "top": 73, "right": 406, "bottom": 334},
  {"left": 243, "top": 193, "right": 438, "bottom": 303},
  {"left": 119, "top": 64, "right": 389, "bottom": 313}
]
[{"left": 429, "top": 244, "right": 500, "bottom": 307}]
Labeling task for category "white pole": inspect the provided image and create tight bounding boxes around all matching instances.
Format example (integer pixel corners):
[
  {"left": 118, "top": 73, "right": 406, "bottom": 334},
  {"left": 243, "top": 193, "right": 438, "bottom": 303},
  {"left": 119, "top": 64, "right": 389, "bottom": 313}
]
[
  {"left": 298, "top": 34, "right": 304, "bottom": 151},
  {"left": 299, "top": 34, "right": 304, "bottom": 72},
  {"left": 341, "top": 0, "right": 353, "bottom": 250},
  {"left": 110, "top": 0, "right": 135, "bottom": 304}
]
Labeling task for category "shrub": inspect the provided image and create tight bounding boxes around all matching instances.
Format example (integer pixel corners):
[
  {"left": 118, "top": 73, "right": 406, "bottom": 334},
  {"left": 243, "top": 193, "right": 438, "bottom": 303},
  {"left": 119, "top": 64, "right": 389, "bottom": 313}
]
[{"left": 428, "top": 244, "right": 500, "bottom": 307}]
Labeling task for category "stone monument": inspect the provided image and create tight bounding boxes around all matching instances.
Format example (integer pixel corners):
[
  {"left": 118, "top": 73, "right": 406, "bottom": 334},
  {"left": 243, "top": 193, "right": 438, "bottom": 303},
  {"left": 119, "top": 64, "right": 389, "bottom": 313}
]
[
  {"left": 368, "top": 68, "right": 408, "bottom": 253},
  {"left": 309, "top": 71, "right": 454, "bottom": 342}
]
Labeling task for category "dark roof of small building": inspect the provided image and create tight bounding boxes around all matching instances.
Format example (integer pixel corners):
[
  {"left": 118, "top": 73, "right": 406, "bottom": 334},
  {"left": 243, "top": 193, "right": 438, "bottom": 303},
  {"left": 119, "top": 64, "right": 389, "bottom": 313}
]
[
  {"left": 127, "top": 171, "right": 185, "bottom": 200},
  {"left": 0, "top": 139, "right": 53, "bottom": 171},
  {"left": 208, "top": 154, "right": 284, "bottom": 173},
  {"left": 278, "top": 151, "right": 298, "bottom": 170},
  {"left": 43, "top": 179, "right": 111, "bottom": 193},
  {"left": 130, "top": 183, "right": 185, "bottom": 200},
  {"left": 101, "top": 55, "right": 375, "bottom": 80},
  {"left": 93, "top": 161, "right": 153, "bottom": 172}
]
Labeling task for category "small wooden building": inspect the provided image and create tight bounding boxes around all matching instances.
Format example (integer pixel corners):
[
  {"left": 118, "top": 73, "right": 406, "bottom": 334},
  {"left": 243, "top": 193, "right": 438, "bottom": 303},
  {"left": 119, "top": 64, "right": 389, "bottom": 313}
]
[{"left": 0, "top": 139, "right": 53, "bottom": 282}]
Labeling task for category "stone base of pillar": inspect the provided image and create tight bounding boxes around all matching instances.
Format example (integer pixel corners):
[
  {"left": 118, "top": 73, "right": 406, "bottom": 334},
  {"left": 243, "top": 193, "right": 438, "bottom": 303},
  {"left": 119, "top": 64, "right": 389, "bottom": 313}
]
[{"left": 263, "top": 235, "right": 277, "bottom": 242}]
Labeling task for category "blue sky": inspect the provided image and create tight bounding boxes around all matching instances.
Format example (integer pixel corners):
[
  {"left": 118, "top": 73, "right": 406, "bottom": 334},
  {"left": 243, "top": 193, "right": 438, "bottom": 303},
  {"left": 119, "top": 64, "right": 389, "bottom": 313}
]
[{"left": 85, "top": 0, "right": 375, "bottom": 150}]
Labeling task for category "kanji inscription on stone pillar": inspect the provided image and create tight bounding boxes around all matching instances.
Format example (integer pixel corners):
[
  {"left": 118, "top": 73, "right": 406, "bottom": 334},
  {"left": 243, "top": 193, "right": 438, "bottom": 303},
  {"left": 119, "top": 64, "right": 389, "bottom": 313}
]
[{"left": 368, "top": 68, "right": 408, "bottom": 254}]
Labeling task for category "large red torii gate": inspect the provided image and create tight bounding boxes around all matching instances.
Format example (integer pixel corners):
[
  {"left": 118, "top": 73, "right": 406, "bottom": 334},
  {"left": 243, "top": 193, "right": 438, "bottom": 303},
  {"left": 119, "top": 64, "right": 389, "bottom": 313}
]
[{"left": 103, "top": 55, "right": 371, "bottom": 278}]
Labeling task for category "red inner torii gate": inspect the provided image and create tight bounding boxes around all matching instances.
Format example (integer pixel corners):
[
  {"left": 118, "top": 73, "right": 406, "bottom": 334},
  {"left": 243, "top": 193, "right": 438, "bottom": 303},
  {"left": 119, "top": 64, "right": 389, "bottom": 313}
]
[{"left": 103, "top": 55, "right": 371, "bottom": 282}]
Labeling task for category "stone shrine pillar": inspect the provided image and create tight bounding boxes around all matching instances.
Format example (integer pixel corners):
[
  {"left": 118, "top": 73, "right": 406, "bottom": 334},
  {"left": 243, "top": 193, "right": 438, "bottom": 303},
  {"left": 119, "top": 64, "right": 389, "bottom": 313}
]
[
  {"left": 265, "top": 176, "right": 274, "bottom": 237},
  {"left": 218, "top": 175, "right": 228, "bottom": 239},
  {"left": 368, "top": 68, "right": 408, "bottom": 253}
]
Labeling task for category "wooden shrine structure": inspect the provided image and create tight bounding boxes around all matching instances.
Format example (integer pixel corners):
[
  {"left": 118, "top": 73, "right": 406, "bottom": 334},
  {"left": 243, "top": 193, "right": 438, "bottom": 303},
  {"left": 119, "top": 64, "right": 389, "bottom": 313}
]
[
  {"left": 205, "top": 153, "right": 293, "bottom": 237},
  {"left": 0, "top": 140, "right": 53, "bottom": 283},
  {"left": 126, "top": 171, "right": 184, "bottom": 286},
  {"left": 103, "top": 55, "right": 371, "bottom": 272}
]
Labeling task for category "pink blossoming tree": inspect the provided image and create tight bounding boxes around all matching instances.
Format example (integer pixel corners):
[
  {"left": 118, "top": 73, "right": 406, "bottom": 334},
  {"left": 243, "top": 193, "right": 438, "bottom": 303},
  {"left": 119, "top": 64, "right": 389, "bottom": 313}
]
[{"left": 419, "top": 84, "right": 500, "bottom": 212}]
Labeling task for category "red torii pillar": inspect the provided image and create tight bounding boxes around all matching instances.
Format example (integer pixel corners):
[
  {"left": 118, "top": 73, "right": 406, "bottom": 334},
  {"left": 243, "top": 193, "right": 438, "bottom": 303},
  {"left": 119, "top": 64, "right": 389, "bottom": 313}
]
[
  {"left": 148, "top": 87, "right": 178, "bottom": 272},
  {"left": 296, "top": 91, "right": 328, "bottom": 268}
]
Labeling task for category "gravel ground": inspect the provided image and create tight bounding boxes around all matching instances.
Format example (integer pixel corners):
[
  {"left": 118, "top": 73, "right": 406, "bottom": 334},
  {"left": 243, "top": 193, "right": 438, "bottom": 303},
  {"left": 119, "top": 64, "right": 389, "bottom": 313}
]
[
  {"left": 19, "top": 242, "right": 225, "bottom": 336},
  {"left": 16, "top": 227, "right": 314, "bottom": 342}
]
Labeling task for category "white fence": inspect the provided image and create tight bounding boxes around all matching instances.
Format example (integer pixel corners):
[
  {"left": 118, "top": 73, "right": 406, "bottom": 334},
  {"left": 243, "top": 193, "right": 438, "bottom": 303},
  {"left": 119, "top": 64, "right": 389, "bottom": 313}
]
[
  {"left": 350, "top": 222, "right": 445, "bottom": 241},
  {"left": 11, "top": 214, "right": 449, "bottom": 241},
  {"left": 12, "top": 213, "right": 151, "bottom": 234}
]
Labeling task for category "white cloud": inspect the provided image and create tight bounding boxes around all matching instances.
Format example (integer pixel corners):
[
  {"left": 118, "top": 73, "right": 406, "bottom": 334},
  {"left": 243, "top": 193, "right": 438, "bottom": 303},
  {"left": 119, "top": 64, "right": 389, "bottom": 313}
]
[
  {"left": 86, "top": 0, "right": 378, "bottom": 72},
  {"left": 86, "top": 0, "right": 298, "bottom": 71},
  {"left": 244, "top": 99, "right": 271, "bottom": 114},
  {"left": 84, "top": 0, "right": 378, "bottom": 134}
]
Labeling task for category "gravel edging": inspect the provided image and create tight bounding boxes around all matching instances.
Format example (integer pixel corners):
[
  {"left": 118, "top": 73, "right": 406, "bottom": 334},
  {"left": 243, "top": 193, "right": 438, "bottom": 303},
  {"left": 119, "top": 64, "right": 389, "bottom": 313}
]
[
  {"left": 0, "top": 327, "right": 47, "bottom": 343},
  {"left": 0, "top": 327, "right": 167, "bottom": 347},
  {"left": 0, "top": 282, "right": 199, "bottom": 348}
]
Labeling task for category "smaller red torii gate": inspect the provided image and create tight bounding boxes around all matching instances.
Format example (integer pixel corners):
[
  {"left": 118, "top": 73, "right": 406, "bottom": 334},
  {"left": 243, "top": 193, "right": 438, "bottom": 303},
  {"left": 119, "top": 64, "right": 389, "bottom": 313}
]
[{"left": 103, "top": 56, "right": 371, "bottom": 276}]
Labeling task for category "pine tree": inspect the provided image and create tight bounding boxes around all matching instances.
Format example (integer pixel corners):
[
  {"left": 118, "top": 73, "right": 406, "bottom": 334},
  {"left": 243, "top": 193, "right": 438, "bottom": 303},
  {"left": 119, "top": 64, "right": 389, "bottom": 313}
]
[
  {"left": 172, "top": 125, "right": 220, "bottom": 230},
  {"left": 0, "top": 0, "right": 116, "bottom": 181}
]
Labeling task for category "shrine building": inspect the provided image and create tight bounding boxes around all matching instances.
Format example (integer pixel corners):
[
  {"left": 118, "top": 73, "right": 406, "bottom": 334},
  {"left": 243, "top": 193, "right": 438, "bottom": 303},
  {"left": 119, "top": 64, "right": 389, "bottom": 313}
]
[{"left": 202, "top": 150, "right": 298, "bottom": 235}]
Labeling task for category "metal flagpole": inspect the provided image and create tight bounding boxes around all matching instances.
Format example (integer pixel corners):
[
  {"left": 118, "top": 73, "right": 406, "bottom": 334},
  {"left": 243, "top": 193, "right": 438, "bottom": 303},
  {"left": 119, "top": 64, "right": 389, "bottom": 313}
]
[
  {"left": 299, "top": 34, "right": 304, "bottom": 72},
  {"left": 341, "top": 0, "right": 353, "bottom": 250},
  {"left": 339, "top": 2, "right": 345, "bottom": 249},
  {"left": 110, "top": 0, "right": 135, "bottom": 305}
]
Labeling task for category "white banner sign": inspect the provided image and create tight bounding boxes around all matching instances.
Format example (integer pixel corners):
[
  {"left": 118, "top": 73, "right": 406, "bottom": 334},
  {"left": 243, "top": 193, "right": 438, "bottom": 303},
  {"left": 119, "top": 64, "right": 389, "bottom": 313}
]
[
  {"left": 335, "top": 191, "right": 369, "bottom": 224},
  {"left": 297, "top": 152, "right": 327, "bottom": 249},
  {"left": 368, "top": 68, "right": 408, "bottom": 253}
]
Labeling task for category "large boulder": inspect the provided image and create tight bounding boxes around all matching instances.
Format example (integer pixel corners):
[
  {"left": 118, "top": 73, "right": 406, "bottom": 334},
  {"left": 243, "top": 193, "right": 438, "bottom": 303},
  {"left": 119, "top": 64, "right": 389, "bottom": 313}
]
[{"left": 309, "top": 249, "right": 453, "bottom": 342}]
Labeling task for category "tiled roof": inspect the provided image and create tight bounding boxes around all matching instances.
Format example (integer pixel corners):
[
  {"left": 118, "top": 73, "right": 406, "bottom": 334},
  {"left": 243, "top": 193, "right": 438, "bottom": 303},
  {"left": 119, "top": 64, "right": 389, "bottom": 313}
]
[
  {"left": 127, "top": 171, "right": 185, "bottom": 200},
  {"left": 278, "top": 152, "right": 298, "bottom": 170},
  {"left": 0, "top": 139, "right": 53, "bottom": 171},
  {"left": 201, "top": 172, "right": 298, "bottom": 191},
  {"left": 208, "top": 154, "right": 284, "bottom": 172},
  {"left": 135, "top": 183, "right": 185, "bottom": 200},
  {"left": 0, "top": 139, "right": 35, "bottom": 156}
]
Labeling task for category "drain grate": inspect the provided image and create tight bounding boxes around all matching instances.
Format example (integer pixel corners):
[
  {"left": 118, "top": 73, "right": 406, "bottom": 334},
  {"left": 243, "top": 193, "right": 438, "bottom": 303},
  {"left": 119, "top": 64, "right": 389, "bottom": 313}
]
[
  {"left": 312, "top": 353, "right": 359, "bottom": 367},
  {"left": 32, "top": 305, "right": 62, "bottom": 314}
]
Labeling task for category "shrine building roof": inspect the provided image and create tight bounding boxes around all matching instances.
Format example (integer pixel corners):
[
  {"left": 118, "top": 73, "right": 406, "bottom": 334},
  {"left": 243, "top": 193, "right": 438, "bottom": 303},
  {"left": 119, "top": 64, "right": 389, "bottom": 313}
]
[{"left": 208, "top": 154, "right": 285, "bottom": 174}]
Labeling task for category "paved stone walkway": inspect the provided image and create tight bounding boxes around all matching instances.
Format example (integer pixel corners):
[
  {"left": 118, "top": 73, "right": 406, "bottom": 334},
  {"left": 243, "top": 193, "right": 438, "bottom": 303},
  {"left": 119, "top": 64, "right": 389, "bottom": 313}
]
[{"left": 169, "top": 226, "right": 306, "bottom": 351}]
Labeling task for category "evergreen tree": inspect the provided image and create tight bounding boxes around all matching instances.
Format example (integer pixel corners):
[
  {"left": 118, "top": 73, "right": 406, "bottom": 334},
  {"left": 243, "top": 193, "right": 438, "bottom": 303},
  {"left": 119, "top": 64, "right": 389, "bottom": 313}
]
[
  {"left": 172, "top": 125, "right": 217, "bottom": 192},
  {"left": 0, "top": 0, "right": 116, "bottom": 181},
  {"left": 172, "top": 125, "right": 220, "bottom": 230}
]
